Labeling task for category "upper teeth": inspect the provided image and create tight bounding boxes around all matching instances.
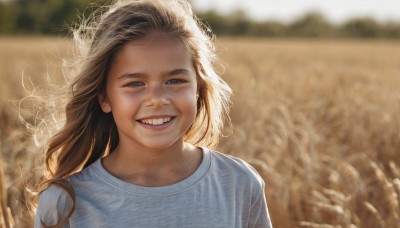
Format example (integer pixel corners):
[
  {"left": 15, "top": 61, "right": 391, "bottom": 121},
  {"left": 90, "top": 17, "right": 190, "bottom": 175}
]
[{"left": 141, "top": 117, "right": 172, "bottom": 125}]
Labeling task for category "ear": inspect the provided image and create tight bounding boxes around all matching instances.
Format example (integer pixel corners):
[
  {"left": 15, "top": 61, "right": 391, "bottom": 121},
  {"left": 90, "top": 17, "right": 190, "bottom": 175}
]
[{"left": 98, "top": 93, "right": 111, "bottom": 113}]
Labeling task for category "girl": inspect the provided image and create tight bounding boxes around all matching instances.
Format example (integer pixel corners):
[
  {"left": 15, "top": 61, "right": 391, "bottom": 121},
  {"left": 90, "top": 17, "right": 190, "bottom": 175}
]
[{"left": 33, "top": 0, "right": 272, "bottom": 227}]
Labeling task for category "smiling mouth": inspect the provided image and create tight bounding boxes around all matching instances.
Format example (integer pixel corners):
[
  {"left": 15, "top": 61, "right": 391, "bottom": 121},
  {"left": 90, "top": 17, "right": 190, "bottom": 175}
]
[{"left": 137, "top": 117, "right": 175, "bottom": 126}]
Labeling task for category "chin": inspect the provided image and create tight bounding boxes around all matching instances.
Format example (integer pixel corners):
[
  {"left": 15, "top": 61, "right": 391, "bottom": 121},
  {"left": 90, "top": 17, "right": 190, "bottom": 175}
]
[{"left": 141, "top": 139, "right": 182, "bottom": 150}]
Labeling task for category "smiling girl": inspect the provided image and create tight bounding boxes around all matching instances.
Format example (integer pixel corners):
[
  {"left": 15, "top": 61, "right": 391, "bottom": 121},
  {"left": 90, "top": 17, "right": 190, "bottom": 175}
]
[{"left": 33, "top": 0, "right": 272, "bottom": 227}]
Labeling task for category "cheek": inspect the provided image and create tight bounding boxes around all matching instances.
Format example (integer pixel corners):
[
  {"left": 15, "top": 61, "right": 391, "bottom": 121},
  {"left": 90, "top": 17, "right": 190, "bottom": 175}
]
[
  {"left": 175, "top": 87, "right": 198, "bottom": 112},
  {"left": 108, "top": 92, "right": 141, "bottom": 114},
  {"left": 186, "top": 91, "right": 199, "bottom": 117}
]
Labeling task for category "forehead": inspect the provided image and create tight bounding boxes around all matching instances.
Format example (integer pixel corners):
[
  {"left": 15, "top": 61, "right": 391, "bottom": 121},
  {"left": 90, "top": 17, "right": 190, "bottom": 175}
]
[
  {"left": 108, "top": 33, "right": 196, "bottom": 78},
  {"left": 148, "top": 32, "right": 187, "bottom": 47},
  {"left": 121, "top": 32, "right": 190, "bottom": 55}
]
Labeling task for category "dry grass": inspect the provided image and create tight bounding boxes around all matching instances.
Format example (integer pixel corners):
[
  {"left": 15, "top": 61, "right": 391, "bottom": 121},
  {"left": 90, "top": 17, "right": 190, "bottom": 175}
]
[
  {"left": 1, "top": 149, "right": 14, "bottom": 228},
  {"left": 1, "top": 36, "right": 400, "bottom": 227}
]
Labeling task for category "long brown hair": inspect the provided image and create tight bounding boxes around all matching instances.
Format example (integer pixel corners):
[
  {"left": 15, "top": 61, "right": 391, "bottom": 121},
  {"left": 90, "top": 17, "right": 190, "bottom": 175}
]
[{"left": 32, "top": 0, "right": 231, "bottom": 226}]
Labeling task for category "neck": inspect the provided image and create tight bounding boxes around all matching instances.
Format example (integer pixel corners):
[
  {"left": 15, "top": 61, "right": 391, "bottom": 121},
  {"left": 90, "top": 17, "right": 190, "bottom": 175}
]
[
  {"left": 115, "top": 140, "right": 186, "bottom": 170},
  {"left": 101, "top": 141, "right": 202, "bottom": 186}
]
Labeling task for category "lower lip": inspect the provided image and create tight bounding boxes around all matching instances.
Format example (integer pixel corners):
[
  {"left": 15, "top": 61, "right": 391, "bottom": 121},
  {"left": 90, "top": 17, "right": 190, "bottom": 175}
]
[{"left": 137, "top": 118, "right": 175, "bottom": 130}]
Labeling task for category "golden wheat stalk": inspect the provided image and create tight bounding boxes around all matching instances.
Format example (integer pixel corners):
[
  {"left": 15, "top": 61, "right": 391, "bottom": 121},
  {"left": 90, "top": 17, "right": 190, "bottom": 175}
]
[
  {"left": 364, "top": 202, "right": 385, "bottom": 228},
  {"left": 299, "top": 221, "right": 344, "bottom": 228},
  {"left": 0, "top": 146, "right": 14, "bottom": 228},
  {"left": 370, "top": 161, "right": 400, "bottom": 225}
]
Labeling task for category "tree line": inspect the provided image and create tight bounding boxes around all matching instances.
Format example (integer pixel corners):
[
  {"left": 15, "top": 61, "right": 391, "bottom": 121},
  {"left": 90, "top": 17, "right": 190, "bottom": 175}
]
[
  {"left": 1, "top": 0, "right": 400, "bottom": 38},
  {"left": 199, "top": 10, "right": 400, "bottom": 39}
]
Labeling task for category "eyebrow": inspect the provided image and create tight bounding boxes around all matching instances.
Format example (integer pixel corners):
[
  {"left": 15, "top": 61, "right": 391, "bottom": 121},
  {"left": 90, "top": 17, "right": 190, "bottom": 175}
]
[
  {"left": 169, "top": 68, "right": 191, "bottom": 76},
  {"left": 117, "top": 73, "right": 144, "bottom": 80},
  {"left": 117, "top": 68, "right": 191, "bottom": 80}
]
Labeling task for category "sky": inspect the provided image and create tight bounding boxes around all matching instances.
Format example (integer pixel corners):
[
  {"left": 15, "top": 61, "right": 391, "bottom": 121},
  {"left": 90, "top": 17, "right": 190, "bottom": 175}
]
[{"left": 190, "top": 0, "right": 400, "bottom": 24}]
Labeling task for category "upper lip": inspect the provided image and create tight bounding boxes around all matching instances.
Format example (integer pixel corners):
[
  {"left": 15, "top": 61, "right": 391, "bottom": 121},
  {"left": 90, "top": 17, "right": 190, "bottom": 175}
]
[
  {"left": 137, "top": 115, "right": 176, "bottom": 121},
  {"left": 137, "top": 115, "right": 175, "bottom": 125}
]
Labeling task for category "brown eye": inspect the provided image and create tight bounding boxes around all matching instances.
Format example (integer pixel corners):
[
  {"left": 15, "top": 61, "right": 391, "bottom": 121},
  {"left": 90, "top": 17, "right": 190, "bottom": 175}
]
[
  {"left": 125, "top": 81, "right": 145, "bottom": 87},
  {"left": 166, "top": 79, "right": 186, "bottom": 84}
]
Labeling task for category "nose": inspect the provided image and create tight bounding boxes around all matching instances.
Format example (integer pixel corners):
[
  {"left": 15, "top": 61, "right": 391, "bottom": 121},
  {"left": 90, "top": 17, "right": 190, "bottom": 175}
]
[{"left": 144, "top": 84, "right": 170, "bottom": 108}]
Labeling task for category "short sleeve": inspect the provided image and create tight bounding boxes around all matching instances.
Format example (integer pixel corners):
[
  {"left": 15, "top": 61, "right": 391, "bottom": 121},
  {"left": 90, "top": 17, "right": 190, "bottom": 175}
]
[
  {"left": 34, "top": 185, "right": 73, "bottom": 228},
  {"left": 220, "top": 152, "right": 273, "bottom": 227},
  {"left": 248, "top": 175, "right": 273, "bottom": 228}
]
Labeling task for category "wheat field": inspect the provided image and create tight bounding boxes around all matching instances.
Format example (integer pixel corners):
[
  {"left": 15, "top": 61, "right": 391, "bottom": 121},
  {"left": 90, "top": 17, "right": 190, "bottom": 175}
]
[{"left": 1, "top": 36, "right": 400, "bottom": 227}]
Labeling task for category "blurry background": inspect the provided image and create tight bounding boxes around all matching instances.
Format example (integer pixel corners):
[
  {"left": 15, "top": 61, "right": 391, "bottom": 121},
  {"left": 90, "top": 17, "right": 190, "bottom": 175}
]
[
  {"left": 1, "top": 0, "right": 400, "bottom": 227},
  {"left": 0, "top": 0, "right": 400, "bottom": 37}
]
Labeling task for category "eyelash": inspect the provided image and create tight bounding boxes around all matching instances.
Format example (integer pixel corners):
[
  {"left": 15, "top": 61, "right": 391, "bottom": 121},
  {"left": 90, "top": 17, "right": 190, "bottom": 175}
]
[
  {"left": 166, "top": 79, "right": 187, "bottom": 84},
  {"left": 124, "top": 81, "right": 144, "bottom": 87},
  {"left": 124, "top": 79, "right": 187, "bottom": 87}
]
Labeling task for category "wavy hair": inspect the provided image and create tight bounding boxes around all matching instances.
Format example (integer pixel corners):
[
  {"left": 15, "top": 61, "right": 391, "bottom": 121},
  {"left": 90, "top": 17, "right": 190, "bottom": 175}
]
[{"left": 32, "top": 0, "right": 231, "bottom": 226}]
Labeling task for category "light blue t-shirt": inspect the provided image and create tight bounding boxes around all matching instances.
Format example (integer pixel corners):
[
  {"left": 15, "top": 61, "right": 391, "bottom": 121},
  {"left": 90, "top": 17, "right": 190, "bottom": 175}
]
[{"left": 35, "top": 148, "right": 272, "bottom": 227}]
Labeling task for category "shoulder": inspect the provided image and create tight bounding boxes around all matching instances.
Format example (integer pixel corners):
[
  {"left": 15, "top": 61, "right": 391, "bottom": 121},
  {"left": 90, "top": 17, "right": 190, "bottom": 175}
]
[
  {"left": 39, "top": 184, "right": 70, "bottom": 201},
  {"left": 208, "top": 149, "right": 265, "bottom": 188},
  {"left": 209, "top": 150, "right": 263, "bottom": 177},
  {"left": 35, "top": 184, "right": 73, "bottom": 227}
]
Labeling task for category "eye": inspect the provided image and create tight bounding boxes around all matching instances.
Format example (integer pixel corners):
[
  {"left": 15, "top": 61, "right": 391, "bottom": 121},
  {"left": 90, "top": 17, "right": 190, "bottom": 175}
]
[
  {"left": 166, "top": 79, "right": 187, "bottom": 85},
  {"left": 124, "top": 81, "right": 145, "bottom": 87}
]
